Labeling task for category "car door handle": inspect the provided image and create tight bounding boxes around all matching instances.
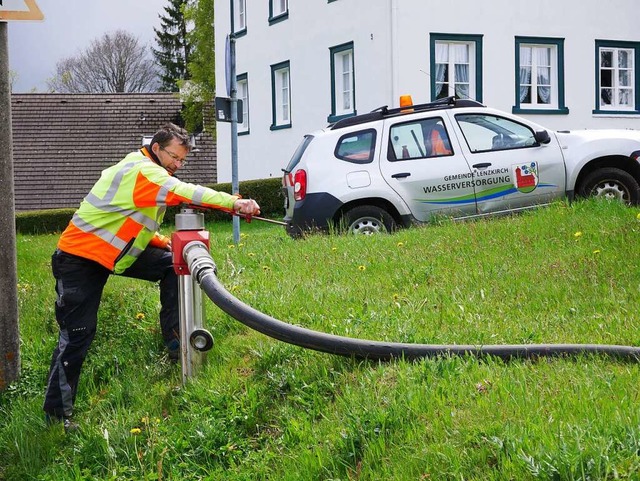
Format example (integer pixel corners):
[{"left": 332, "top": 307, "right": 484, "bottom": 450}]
[
  {"left": 472, "top": 162, "right": 492, "bottom": 169},
  {"left": 391, "top": 172, "right": 411, "bottom": 179}
]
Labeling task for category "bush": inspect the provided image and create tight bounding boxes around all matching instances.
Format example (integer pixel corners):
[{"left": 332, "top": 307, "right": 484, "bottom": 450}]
[
  {"left": 15, "top": 208, "right": 75, "bottom": 235},
  {"left": 15, "top": 178, "right": 284, "bottom": 235},
  {"left": 166, "top": 177, "right": 284, "bottom": 222}
]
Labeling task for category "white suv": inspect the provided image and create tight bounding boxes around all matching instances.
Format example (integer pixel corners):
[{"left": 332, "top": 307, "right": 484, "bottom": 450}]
[{"left": 282, "top": 96, "right": 640, "bottom": 237}]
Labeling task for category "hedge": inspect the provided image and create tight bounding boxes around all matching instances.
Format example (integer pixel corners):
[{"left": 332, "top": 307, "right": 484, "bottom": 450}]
[{"left": 15, "top": 177, "right": 284, "bottom": 235}]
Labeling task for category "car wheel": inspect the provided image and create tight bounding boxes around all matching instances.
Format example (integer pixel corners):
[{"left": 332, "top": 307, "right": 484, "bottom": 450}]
[
  {"left": 342, "top": 206, "right": 396, "bottom": 235},
  {"left": 578, "top": 167, "right": 640, "bottom": 205}
]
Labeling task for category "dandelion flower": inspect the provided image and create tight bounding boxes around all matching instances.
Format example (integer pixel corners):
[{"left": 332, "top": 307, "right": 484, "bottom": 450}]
[
  {"left": 593, "top": 249, "right": 601, "bottom": 254},
  {"left": 574, "top": 231, "right": 582, "bottom": 238},
  {"left": 393, "top": 294, "right": 400, "bottom": 301},
  {"left": 332, "top": 247, "right": 338, "bottom": 251},
  {"left": 248, "top": 252, "right": 256, "bottom": 257},
  {"left": 136, "top": 313, "right": 145, "bottom": 320},
  {"left": 130, "top": 428, "right": 142, "bottom": 435},
  {"left": 228, "top": 244, "right": 236, "bottom": 249},
  {"left": 397, "top": 242, "right": 404, "bottom": 247},
  {"left": 262, "top": 266, "right": 271, "bottom": 271},
  {"left": 637, "top": 213, "right": 640, "bottom": 220},
  {"left": 240, "top": 233, "right": 248, "bottom": 239},
  {"left": 358, "top": 265, "right": 366, "bottom": 271},
  {"left": 238, "top": 243, "right": 245, "bottom": 248}
]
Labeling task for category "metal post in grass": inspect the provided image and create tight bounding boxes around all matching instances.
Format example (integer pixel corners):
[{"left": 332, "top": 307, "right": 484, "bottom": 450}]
[
  {"left": 0, "top": 22, "right": 20, "bottom": 390},
  {"left": 172, "top": 208, "right": 215, "bottom": 384}
]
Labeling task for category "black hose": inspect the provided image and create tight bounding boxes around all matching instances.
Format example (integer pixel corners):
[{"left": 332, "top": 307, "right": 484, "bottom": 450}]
[{"left": 197, "top": 270, "right": 640, "bottom": 362}]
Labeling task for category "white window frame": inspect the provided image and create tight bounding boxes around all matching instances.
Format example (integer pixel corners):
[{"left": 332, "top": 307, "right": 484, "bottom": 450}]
[
  {"left": 271, "top": 0, "right": 288, "bottom": 17},
  {"left": 518, "top": 44, "right": 558, "bottom": 109},
  {"left": 233, "top": 0, "right": 246, "bottom": 33},
  {"left": 271, "top": 61, "right": 291, "bottom": 129},
  {"left": 434, "top": 41, "right": 475, "bottom": 100},
  {"left": 599, "top": 46, "right": 635, "bottom": 111},
  {"left": 514, "top": 37, "right": 567, "bottom": 114},
  {"left": 430, "top": 34, "right": 483, "bottom": 103},
  {"left": 237, "top": 74, "right": 249, "bottom": 134},
  {"left": 328, "top": 42, "right": 355, "bottom": 122}
]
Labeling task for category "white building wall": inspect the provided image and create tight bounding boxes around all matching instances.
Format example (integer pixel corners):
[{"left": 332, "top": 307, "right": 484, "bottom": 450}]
[{"left": 215, "top": 0, "right": 640, "bottom": 183}]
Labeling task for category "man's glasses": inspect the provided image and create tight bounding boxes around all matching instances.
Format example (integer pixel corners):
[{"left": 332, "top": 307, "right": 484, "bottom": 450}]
[{"left": 160, "top": 146, "right": 188, "bottom": 165}]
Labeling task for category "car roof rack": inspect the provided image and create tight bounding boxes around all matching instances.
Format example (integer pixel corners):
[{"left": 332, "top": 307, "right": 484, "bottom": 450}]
[{"left": 330, "top": 96, "right": 485, "bottom": 130}]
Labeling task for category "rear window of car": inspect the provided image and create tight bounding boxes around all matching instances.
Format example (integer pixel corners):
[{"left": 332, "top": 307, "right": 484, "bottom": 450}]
[
  {"left": 334, "top": 129, "right": 377, "bottom": 164},
  {"left": 284, "top": 135, "right": 315, "bottom": 172}
]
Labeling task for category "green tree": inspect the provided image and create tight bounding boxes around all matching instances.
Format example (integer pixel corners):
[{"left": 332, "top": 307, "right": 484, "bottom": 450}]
[
  {"left": 153, "top": 0, "right": 191, "bottom": 93},
  {"left": 182, "top": 0, "right": 215, "bottom": 134}
]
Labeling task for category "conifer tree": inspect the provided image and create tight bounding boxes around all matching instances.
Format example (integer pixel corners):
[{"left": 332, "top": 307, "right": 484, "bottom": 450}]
[
  {"left": 182, "top": 0, "right": 215, "bottom": 133},
  {"left": 153, "top": 0, "right": 191, "bottom": 92}
]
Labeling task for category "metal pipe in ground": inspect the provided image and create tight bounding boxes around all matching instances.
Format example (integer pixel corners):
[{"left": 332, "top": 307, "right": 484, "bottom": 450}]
[{"left": 173, "top": 209, "right": 215, "bottom": 385}]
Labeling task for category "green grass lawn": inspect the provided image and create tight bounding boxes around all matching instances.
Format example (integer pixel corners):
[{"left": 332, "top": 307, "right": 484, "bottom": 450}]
[{"left": 2, "top": 200, "right": 640, "bottom": 480}]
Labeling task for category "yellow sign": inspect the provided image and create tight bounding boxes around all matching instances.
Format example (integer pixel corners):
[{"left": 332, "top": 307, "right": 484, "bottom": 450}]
[{"left": 0, "top": 0, "right": 44, "bottom": 21}]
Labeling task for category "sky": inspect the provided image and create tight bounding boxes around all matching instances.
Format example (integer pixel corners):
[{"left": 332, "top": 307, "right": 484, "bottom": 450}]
[{"left": 7, "top": 0, "right": 168, "bottom": 92}]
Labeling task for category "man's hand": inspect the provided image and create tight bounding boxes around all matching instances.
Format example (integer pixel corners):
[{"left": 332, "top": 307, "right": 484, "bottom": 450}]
[{"left": 233, "top": 198, "right": 261, "bottom": 216}]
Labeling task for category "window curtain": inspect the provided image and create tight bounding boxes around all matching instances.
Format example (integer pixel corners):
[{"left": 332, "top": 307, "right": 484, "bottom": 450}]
[
  {"left": 453, "top": 44, "right": 470, "bottom": 98},
  {"left": 435, "top": 43, "right": 448, "bottom": 97},
  {"left": 536, "top": 47, "right": 551, "bottom": 104},
  {"left": 519, "top": 46, "right": 532, "bottom": 103}
]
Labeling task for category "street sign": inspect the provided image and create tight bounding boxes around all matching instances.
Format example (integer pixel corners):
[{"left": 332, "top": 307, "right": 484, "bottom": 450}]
[
  {"left": 214, "top": 97, "right": 243, "bottom": 124},
  {"left": 0, "top": 0, "right": 44, "bottom": 21}
]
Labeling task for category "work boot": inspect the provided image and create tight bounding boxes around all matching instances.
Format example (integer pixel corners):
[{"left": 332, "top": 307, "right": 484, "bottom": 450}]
[
  {"left": 166, "top": 338, "right": 180, "bottom": 363},
  {"left": 45, "top": 412, "right": 79, "bottom": 433}
]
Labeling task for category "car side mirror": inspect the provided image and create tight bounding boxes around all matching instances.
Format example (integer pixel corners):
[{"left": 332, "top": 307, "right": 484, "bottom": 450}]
[{"left": 534, "top": 130, "right": 551, "bottom": 145}]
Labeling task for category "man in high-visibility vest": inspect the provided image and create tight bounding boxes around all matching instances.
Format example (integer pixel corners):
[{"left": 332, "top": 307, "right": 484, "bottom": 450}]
[{"left": 43, "top": 123, "right": 260, "bottom": 431}]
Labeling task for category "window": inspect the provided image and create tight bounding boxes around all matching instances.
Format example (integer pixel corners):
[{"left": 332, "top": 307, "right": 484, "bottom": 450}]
[
  {"left": 328, "top": 42, "right": 355, "bottom": 122},
  {"left": 231, "top": 0, "right": 247, "bottom": 35},
  {"left": 334, "top": 129, "right": 376, "bottom": 164},
  {"left": 271, "top": 61, "right": 291, "bottom": 130},
  {"left": 514, "top": 37, "right": 568, "bottom": 114},
  {"left": 388, "top": 118, "right": 453, "bottom": 161},
  {"left": 430, "top": 34, "right": 483, "bottom": 102},
  {"left": 269, "top": 0, "right": 289, "bottom": 24},
  {"left": 237, "top": 73, "right": 249, "bottom": 134},
  {"left": 455, "top": 114, "right": 537, "bottom": 153},
  {"left": 596, "top": 40, "right": 640, "bottom": 113}
]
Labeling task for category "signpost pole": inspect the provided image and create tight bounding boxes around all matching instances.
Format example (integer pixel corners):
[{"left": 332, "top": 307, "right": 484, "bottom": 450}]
[
  {"left": 0, "top": 22, "right": 20, "bottom": 391},
  {"left": 228, "top": 35, "right": 240, "bottom": 244},
  {"left": 0, "top": 0, "right": 43, "bottom": 391}
]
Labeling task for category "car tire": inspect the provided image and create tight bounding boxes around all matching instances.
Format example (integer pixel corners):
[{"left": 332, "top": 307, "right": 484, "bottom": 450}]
[
  {"left": 342, "top": 206, "right": 396, "bottom": 235},
  {"left": 578, "top": 167, "right": 640, "bottom": 205}
]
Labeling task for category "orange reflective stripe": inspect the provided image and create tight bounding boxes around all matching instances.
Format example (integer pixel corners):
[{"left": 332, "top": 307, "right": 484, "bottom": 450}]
[
  {"left": 165, "top": 190, "right": 194, "bottom": 206},
  {"left": 133, "top": 171, "right": 162, "bottom": 207},
  {"left": 57, "top": 222, "right": 121, "bottom": 270},
  {"left": 117, "top": 217, "right": 144, "bottom": 241}
]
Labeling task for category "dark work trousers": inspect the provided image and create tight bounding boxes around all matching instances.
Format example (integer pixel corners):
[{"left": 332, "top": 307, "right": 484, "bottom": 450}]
[{"left": 43, "top": 246, "right": 178, "bottom": 418}]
